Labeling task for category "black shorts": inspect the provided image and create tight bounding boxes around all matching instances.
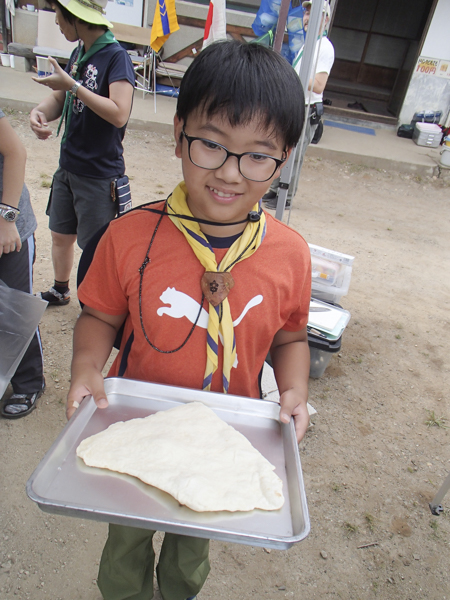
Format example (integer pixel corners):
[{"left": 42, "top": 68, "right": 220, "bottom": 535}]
[{"left": 47, "top": 167, "right": 118, "bottom": 249}]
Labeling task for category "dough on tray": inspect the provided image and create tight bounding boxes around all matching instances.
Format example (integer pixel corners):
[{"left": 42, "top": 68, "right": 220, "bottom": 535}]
[{"left": 76, "top": 401, "right": 284, "bottom": 512}]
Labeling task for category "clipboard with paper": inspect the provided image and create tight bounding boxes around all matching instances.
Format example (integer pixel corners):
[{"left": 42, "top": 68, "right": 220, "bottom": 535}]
[{"left": 308, "top": 299, "right": 351, "bottom": 340}]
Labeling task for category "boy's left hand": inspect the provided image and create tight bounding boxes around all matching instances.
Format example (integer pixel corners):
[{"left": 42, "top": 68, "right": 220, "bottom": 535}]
[
  {"left": 0, "top": 220, "right": 22, "bottom": 257},
  {"left": 32, "top": 57, "right": 74, "bottom": 92},
  {"left": 279, "top": 387, "right": 310, "bottom": 442}
]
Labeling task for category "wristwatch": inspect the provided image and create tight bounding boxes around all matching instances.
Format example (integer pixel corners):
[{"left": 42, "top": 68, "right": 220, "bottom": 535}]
[
  {"left": 0, "top": 203, "right": 20, "bottom": 223},
  {"left": 71, "top": 80, "right": 82, "bottom": 97}
]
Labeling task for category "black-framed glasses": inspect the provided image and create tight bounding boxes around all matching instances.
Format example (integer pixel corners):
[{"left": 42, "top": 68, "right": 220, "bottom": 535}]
[{"left": 181, "top": 129, "right": 286, "bottom": 182}]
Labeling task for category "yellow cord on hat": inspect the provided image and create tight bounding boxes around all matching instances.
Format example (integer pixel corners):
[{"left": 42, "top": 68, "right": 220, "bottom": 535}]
[{"left": 167, "top": 182, "right": 266, "bottom": 392}]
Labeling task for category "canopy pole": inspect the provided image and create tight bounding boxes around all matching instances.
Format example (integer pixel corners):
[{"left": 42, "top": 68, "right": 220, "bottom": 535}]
[
  {"left": 271, "top": 0, "right": 329, "bottom": 222},
  {"left": 273, "top": 0, "right": 291, "bottom": 54}
]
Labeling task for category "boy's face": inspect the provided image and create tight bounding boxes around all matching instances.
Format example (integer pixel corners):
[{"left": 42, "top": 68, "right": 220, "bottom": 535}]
[
  {"left": 52, "top": 4, "right": 78, "bottom": 42},
  {"left": 174, "top": 110, "right": 288, "bottom": 236}
]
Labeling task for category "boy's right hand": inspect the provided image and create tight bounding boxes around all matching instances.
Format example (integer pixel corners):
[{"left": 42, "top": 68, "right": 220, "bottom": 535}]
[
  {"left": 30, "top": 108, "right": 53, "bottom": 140},
  {"left": 66, "top": 367, "right": 109, "bottom": 420}
]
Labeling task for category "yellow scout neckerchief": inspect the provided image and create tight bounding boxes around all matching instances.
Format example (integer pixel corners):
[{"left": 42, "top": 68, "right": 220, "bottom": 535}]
[{"left": 167, "top": 182, "right": 266, "bottom": 393}]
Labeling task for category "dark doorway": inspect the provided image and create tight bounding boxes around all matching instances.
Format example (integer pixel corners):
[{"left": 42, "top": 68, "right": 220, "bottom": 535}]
[{"left": 326, "top": 0, "right": 435, "bottom": 122}]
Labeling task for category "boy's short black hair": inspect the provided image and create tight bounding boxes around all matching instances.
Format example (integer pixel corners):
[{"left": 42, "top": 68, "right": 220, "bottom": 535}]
[{"left": 176, "top": 40, "right": 305, "bottom": 150}]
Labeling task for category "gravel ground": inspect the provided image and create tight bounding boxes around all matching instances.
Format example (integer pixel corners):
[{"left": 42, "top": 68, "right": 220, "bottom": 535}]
[{"left": 1, "top": 110, "right": 449, "bottom": 600}]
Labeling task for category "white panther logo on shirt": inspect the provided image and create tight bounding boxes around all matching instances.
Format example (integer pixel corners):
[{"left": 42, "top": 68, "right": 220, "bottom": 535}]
[{"left": 157, "top": 287, "right": 263, "bottom": 369}]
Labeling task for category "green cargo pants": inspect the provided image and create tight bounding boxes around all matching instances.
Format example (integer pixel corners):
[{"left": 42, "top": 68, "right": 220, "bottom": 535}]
[{"left": 97, "top": 524, "right": 210, "bottom": 600}]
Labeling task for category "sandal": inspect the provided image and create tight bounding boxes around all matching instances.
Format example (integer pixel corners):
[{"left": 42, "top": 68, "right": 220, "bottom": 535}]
[
  {"left": 38, "top": 287, "right": 70, "bottom": 306},
  {"left": 1, "top": 387, "right": 45, "bottom": 419}
]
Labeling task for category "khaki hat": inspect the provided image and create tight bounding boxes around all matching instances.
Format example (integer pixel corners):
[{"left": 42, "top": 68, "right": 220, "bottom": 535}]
[
  {"left": 58, "top": 0, "right": 113, "bottom": 28},
  {"left": 302, "top": 1, "right": 331, "bottom": 18}
]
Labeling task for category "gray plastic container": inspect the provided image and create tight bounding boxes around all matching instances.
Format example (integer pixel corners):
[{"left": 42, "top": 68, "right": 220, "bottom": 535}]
[{"left": 308, "top": 333, "right": 342, "bottom": 378}]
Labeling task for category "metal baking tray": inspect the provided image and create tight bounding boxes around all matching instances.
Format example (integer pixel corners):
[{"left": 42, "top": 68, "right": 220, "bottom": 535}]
[{"left": 26, "top": 377, "right": 310, "bottom": 549}]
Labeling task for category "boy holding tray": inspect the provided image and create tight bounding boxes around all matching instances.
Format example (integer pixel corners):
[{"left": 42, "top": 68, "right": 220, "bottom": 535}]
[{"left": 68, "top": 40, "right": 311, "bottom": 600}]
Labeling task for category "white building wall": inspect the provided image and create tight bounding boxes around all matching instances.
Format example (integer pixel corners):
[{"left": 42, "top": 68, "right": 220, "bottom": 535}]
[
  {"left": 399, "top": 0, "right": 450, "bottom": 126},
  {"left": 421, "top": 0, "right": 450, "bottom": 59}
]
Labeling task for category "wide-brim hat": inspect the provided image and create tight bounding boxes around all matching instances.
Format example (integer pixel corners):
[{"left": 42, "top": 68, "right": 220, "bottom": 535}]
[
  {"left": 302, "top": 1, "right": 331, "bottom": 18},
  {"left": 58, "top": 0, "right": 113, "bottom": 28}
]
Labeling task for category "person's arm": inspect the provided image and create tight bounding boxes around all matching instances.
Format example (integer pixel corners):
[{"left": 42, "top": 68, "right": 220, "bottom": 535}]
[
  {"left": 309, "top": 71, "right": 329, "bottom": 95},
  {"left": 67, "top": 305, "right": 126, "bottom": 419},
  {"left": 29, "top": 90, "right": 66, "bottom": 140},
  {"left": 76, "top": 79, "right": 134, "bottom": 128},
  {"left": 270, "top": 327, "right": 310, "bottom": 442},
  {"left": 33, "top": 57, "right": 134, "bottom": 129},
  {"left": 0, "top": 116, "right": 27, "bottom": 256},
  {"left": 305, "top": 37, "right": 334, "bottom": 96}
]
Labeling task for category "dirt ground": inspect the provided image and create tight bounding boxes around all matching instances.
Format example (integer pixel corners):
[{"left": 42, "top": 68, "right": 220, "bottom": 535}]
[{"left": 1, "top": 109, "right": 449, "bottom": 600}]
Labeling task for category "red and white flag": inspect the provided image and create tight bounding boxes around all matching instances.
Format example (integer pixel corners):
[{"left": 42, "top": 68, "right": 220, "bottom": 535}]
[{"left": 202, "top": 0, "right": 227, "bottom": 49}]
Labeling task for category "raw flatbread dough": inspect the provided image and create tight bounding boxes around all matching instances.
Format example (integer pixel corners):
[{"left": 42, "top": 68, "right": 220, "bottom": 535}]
[{"left": 76, "top": 401, "right": 284, "bottom": 512}]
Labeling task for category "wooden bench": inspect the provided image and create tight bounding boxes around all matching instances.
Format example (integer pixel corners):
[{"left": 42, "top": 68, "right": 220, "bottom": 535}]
[
  {"left": 7, "top": 42, "right": 35, "bottom": 59},
  {"left": 110, "top": 22, "right": 151, "bottom": 47}
]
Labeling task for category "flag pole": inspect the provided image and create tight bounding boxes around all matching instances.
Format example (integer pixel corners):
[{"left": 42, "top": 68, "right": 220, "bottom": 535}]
[{"left": 153, "top": 51, "right": 157, "bottom": 113}]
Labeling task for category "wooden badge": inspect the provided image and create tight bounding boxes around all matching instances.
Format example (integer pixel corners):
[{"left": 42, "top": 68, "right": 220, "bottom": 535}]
[{"left": 201, "top": 271, "right": 235, "bottom": 307}]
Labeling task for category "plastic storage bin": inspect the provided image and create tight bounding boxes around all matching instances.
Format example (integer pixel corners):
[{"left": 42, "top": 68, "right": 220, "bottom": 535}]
[
  {"left": 412, "top": 122, "right": 443, "bottom": 148},
  {"left": 309, "top": 243, "right": 355, "bottom": 304},
  {"left": 308, "top": 332, "right": 342, "bottom": 378},
  {"left": 311, "top": 264, "right": 352, "bottom": 304},
  {"left": 309, "top": 244, "right": 354, "bottom": 270}
]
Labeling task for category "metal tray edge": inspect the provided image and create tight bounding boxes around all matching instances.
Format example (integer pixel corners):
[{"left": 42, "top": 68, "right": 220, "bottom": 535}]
[
  {"left": 34, "top": 501, "right": 309, "bottom": 550},
  {"left": 104, "top": 377, "right": 282, "bottom": 420}
]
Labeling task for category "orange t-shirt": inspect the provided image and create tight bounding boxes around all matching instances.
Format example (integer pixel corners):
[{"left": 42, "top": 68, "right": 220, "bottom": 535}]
[{"left": 78, "top": 201, "right": 312, "bottom": 398}]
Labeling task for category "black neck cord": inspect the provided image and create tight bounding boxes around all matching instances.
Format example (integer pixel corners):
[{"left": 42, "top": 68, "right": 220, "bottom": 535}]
[
  {"left": 137, "top": 195, "right": 262, "bottom": 227},
  {"left": 138, "top": 201, "right": 205, "bottom": 354},
  {"left": 137, "top": 196, "right": 262, "bottom": 353}
]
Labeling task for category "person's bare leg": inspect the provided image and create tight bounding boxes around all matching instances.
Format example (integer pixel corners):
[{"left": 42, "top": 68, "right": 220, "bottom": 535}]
[
  {"left": 40, "top": 231, "right": 77, "bottom": 305},
  {"left": 51, "top": 231, "right": 77, "bottom": 282}
]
